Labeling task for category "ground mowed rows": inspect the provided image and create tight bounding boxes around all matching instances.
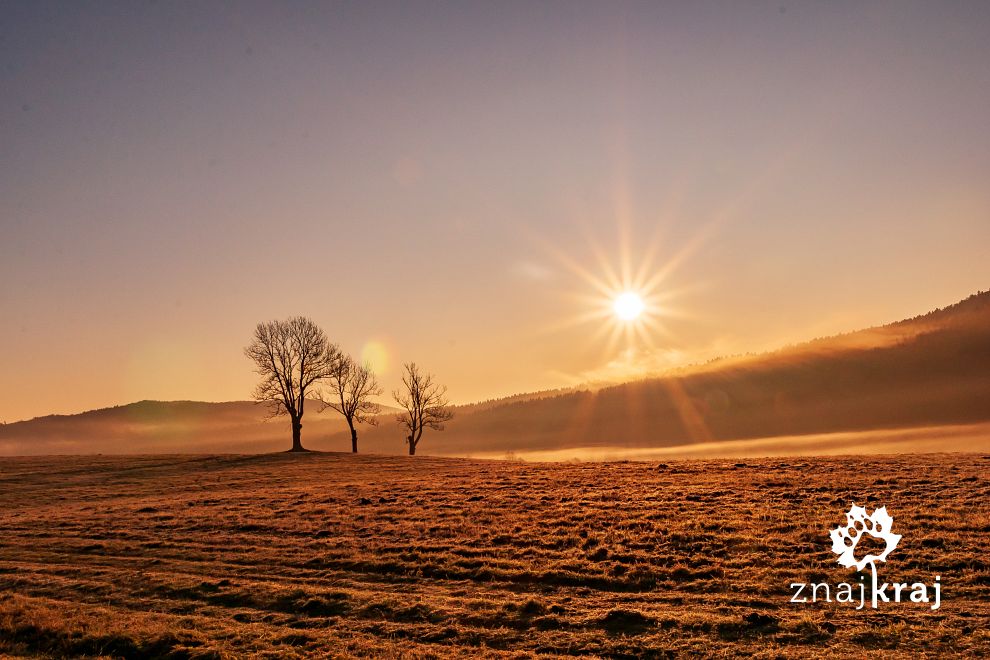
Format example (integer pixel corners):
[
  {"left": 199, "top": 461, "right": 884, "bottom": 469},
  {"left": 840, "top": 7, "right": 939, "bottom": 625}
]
[{"left": 0, "top": 452, "right": 987, "bottom": 657}]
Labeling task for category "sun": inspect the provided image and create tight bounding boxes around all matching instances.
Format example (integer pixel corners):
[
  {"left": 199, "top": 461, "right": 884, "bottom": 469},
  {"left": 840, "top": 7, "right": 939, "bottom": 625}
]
[
  {"left": 613, "top": 291, "right": 645, "bottom": 321},
  {"left": 527, "top": 217, "right": 703, "bottom": 361}
]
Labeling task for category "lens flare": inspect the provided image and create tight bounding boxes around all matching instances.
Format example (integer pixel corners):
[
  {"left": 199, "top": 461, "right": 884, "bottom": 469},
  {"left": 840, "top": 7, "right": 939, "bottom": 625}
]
[{"left": 360, "top": 340, "right": 389, "bottom": 374}]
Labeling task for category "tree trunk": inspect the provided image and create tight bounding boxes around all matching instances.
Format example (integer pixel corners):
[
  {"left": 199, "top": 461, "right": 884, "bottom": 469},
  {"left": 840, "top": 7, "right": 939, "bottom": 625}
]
[
  {"left": 408, "top": 434, "right": 416, "bottom": 456},
  {"left": 290, "top": 418, "right": 304, "bottom": 452},
  {"left": 350, "top": 426, "right": 358, "bottom": 453}
]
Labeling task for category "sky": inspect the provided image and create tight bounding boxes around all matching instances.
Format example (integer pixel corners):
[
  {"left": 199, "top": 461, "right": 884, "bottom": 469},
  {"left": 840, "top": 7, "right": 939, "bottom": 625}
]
[{"left": 2, "top": 1, "right": 989, "bottom": 422}]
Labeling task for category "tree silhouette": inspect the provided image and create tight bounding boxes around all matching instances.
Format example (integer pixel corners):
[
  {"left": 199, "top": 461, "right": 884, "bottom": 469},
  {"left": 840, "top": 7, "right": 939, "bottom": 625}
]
[
  {"left": 393, "top": 362, "right": 453, "bottom": 456},
  {"left": 244, "top": 316, "right": 342, "bottom": 452},
  {"left": 321, "top": 357, "right": 382, "bottom": 453}
]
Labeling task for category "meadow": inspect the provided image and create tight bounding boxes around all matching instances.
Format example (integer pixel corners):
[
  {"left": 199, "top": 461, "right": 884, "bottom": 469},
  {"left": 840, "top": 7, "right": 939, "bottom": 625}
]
[{"left": 0, "top": 452, "right": 987, "bottom": 658}]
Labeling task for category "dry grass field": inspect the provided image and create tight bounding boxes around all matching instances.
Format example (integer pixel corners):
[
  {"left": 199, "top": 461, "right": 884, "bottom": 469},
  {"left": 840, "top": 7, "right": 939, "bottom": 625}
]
[{"left": 0, "top": 452, "right": 988, "bottom": 658}]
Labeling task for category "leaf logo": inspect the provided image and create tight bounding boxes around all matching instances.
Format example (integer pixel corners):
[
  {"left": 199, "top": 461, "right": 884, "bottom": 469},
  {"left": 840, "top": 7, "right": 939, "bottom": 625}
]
[
  {"left": 790, "top": 504, "right": 941, "bottom": 610},
  {"left": 829, "top": 504, "right": 901, "bottom": 571}
]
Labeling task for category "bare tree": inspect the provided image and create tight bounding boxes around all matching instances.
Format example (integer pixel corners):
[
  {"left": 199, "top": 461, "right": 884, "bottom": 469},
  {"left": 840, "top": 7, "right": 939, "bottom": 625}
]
[
  {"left": 393, "top": 362, "right": 453, "bottom": 456},
  {"left": 244, "top": 316, "right": 342, "bottom": 452},
  {"left": 320, "top": 357, "right": 382, "bottom": 453}
]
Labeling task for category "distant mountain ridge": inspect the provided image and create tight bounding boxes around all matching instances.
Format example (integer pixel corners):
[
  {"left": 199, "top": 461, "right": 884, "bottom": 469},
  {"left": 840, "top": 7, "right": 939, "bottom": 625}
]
[
  {"left": 2, "top": 291, "right": 988, "bottom": 456},
  {"left": 0, "top": 400, "right": 397, "bottom": 455}
]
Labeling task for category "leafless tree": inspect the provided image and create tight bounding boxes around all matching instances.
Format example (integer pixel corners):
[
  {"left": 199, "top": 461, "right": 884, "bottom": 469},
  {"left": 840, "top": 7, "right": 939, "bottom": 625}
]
[
  {"left": 393, "top": 362, "right": 453, "bottom": 456},
  {"left": 320, "top": 357, "right": 382, "bottom": 453},
  {"left": 244, "top": 316, "right": 342, "bottom": 452}
]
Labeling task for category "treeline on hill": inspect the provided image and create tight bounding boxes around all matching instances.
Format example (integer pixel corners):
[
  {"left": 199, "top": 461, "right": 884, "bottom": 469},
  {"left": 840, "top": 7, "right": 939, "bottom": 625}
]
[{"left": 346, "top": 290, "right": 990, "bottom": 453}]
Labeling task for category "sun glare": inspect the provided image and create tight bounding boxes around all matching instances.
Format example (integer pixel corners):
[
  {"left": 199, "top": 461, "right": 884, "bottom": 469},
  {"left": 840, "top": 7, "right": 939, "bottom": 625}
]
[
  {"left": 530, "top": 218, "right": 704, "bottom": 367},
  {"left": 613, "top": 292, "right": 645, "bottom": 321}
]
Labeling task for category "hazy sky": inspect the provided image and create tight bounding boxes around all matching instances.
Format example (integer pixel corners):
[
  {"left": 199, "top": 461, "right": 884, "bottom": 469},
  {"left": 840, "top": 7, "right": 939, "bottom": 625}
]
[{"left": 2, "top": 1, "right": 989, "bottom": 422}]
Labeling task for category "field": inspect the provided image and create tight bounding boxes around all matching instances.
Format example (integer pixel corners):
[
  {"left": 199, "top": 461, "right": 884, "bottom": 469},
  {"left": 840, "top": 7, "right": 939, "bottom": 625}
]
[{"left": 0, "top": 453, "right": 988, "bottom": 658}]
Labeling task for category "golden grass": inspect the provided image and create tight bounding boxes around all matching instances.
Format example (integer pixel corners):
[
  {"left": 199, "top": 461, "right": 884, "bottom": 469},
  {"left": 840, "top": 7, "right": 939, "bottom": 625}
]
[{"left": 0, "top": 452, "right": 987, "bottom": 657}]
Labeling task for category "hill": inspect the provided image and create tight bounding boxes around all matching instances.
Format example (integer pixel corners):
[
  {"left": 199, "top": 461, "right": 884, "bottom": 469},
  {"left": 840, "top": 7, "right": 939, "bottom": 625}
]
[
  {"left": 0, "top": 400, "right": 386, "bottom": 455},
  {"left": 2, "top": 291, "right": 988, "bottom": 457},
  {"left": 347, "top": 290, "right": 990, "bottom": 457}
]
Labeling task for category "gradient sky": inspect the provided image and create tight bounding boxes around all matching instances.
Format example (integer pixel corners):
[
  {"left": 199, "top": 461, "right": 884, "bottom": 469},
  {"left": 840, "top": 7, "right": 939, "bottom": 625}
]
[{"left": 2, "top": 1, "right": 989, "bottom": 422}]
